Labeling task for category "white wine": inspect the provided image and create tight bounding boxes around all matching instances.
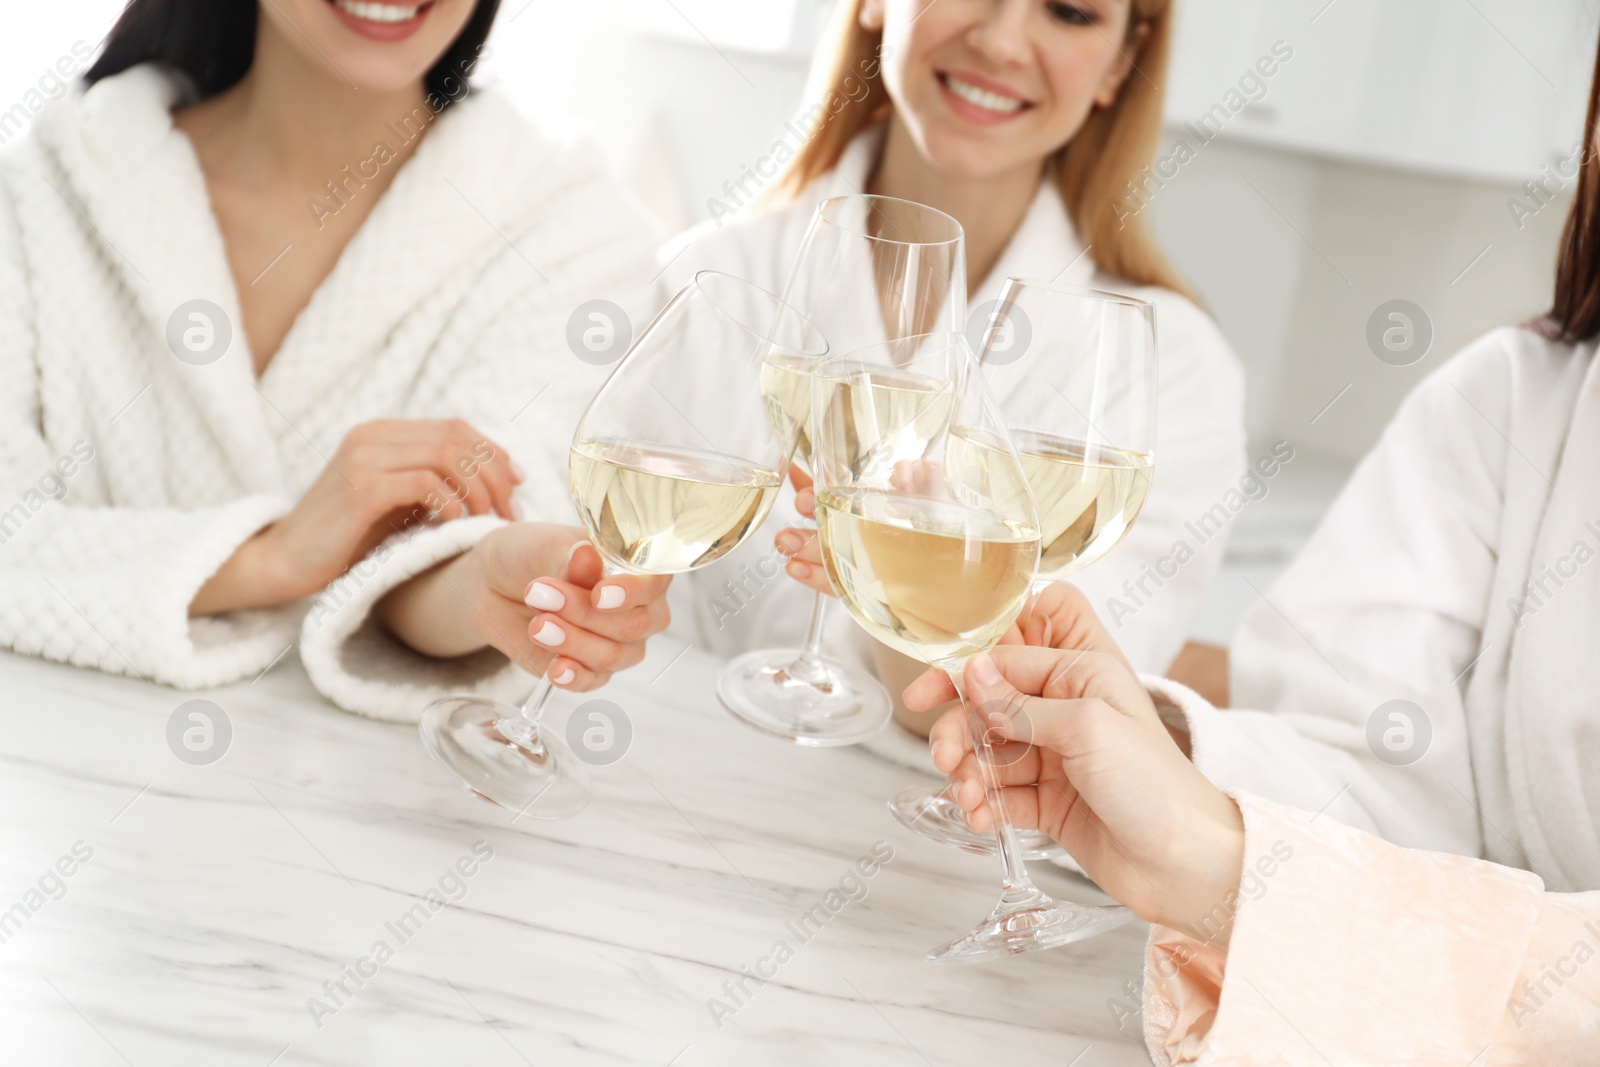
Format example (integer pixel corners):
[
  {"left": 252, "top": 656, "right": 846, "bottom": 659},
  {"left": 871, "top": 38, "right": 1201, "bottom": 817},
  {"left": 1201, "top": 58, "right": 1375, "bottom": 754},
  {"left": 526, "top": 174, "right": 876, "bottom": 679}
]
[
  {"left": 947, "top": 426, "right": 1152, "bottom": 581},
  {"left": 759, "top": 353, "right": 817, "bottom": 469},
  {"left": 814, "top": 366, "right": 956, "bottom": 482},
  {"left": 815, "top": 486, "right": 1039, "bottom": 668},
  {"left": 570, "top": 438, "right": 781, "bottom": 573}
]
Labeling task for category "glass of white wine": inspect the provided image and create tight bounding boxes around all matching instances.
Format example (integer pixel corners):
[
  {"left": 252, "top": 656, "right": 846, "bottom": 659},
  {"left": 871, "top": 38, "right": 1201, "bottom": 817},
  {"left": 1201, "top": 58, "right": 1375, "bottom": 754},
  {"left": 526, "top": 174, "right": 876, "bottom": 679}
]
[
  {"left": 419, "top": 271, "right": 827, "bottom": 816},
  {"left": 889, "top": 280, "right": 1158, "bottom": 862},
  {"left": 717, "top": 194, "right": 966, "bottom": 746},
  {"left": 810, "top": 332, "right": 1132, "bottom": 963}
]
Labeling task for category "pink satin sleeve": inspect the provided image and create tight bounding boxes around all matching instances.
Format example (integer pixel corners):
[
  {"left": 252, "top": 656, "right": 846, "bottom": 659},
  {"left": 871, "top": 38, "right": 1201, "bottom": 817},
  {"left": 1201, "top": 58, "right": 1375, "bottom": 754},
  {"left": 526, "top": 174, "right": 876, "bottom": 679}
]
[{"left": 1142, "top": 793, "right": 1600, "bottom": 1065}]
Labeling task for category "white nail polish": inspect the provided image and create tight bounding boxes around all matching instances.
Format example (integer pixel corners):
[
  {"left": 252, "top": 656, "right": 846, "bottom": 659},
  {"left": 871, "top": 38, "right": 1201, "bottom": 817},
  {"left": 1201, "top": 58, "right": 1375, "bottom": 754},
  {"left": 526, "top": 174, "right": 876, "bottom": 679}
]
[
  {"left": 929, "top": 738, "right": 943, "bottom": 761},
  {"left": 595, "top": 585, "right": 625, "bottom": 610},
  {"left": 511, "top": 497, "right": 526, "bottom": 521},
  {"left": 524, "top": 583, "right": 564, "bottom": 611},
  {"left": 552, "top": 668, "right": 575, "bottom": 685},
  {"left": 532, "top": 620, "right": 565, "bottom": 646}
]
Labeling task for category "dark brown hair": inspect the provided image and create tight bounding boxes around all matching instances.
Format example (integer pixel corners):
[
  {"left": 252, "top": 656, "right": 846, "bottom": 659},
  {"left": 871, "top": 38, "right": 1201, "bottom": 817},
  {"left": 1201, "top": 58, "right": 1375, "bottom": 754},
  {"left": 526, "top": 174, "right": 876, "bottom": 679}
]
[
  {"left": 1539, "top": 31, "right": 1600, "bottom": 344},
  {"left": 84, "top": 0, "right": 501, "bottom": 108}
]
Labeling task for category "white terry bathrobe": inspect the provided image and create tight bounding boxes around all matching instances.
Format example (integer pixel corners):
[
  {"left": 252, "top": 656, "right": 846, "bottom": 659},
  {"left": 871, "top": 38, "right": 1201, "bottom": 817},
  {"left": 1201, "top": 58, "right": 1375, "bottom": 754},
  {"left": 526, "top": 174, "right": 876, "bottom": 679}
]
[
  {"left": 660, "top": 126, "right": 1248, "bottom": 682},
  {"left": 0, "top": 66, "right": 659, "bottom": 721},
  {"left": 1150, "top": 326, "right": 1600, "bottom": 890}
]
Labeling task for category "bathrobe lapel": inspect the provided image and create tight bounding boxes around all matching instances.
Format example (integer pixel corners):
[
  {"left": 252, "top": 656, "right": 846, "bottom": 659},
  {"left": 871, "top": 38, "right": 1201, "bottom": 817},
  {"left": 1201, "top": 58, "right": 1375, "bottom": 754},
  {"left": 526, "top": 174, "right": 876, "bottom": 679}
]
[
  {"left": 252, "top": 91, "right": 546, "bottom": 431},
  {"left": 34, "top": 66, "right": 285, "bottom": 495},
  {"left": 1501, "top": 347, "right": 1600, "bottom": 890},
  {"left": 39, "top": 68, "right": 554, "bottom": 495}
]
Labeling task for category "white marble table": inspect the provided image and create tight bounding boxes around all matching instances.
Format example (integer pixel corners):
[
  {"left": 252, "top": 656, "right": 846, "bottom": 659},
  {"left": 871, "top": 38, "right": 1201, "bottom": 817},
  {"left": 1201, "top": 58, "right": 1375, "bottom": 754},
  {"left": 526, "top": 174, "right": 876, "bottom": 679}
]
[{"left": 0, "top": 640, "right": 1154, "bottom": 1066}]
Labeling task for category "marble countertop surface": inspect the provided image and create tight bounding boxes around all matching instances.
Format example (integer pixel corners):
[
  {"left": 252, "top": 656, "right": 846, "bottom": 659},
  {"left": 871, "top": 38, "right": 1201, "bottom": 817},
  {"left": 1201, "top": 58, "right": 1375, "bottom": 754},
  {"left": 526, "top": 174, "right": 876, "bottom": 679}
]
[{"left": 0, "top": 640, "right": 1153, "bottom": 1066}]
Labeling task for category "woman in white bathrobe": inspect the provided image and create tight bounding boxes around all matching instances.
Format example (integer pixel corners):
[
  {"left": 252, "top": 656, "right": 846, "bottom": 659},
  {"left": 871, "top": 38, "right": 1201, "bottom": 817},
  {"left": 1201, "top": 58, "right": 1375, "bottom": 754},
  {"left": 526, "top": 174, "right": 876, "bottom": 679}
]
[
  {"left": 911, "top": 33, "right": 1600, "bottom": 1060},
  {"left": 0, "top": 0, "right": 674, "bottom": 721},
  {"left": 660, "top": 0, "right": 1246, "bottom": 739}
]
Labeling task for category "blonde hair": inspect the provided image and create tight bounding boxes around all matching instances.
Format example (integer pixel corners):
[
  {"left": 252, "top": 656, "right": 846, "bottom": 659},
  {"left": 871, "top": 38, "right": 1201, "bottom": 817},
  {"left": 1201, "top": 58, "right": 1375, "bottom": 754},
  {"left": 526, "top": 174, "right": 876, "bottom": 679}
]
[{"left": 766, "top": 0, "right": 1191, "bottom": 299}]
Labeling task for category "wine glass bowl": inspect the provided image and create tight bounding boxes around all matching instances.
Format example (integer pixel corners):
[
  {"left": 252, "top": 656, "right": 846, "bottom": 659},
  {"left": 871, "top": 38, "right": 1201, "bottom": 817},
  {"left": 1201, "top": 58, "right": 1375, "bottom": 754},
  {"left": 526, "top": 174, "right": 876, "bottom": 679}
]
[
  {"left": 420, "top": 271, "right": 827, "bottom": 815},
  {"left": 978, "top": 280, "right": 1158, "bottom": 586}
]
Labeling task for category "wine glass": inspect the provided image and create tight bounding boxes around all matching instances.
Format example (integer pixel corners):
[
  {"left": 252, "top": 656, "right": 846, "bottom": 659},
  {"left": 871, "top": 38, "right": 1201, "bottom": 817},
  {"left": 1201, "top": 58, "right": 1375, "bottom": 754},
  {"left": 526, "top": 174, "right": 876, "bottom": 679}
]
[
  {"left": 889, "top": 280, "right": 1158, "bottom": 862},
  {"left": 718, "top": 194, "right": 967, "bottom": 746},
  {"left": 420, "top": 271, "right": 827, "bottom": 816},
  {"left": 810, "top": 333, "right": 1132, "bottom": 963}
]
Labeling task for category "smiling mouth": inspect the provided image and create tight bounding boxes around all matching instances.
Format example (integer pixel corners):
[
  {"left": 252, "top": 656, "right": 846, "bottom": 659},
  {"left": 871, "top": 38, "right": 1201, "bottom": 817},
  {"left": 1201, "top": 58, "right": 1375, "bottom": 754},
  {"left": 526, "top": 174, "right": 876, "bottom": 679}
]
[
  {"left": 939, "top": 72, "right": 1029, "bottom": 114},
  {"left": 330, "top": 0, "right": 432, "bottom": 24}
]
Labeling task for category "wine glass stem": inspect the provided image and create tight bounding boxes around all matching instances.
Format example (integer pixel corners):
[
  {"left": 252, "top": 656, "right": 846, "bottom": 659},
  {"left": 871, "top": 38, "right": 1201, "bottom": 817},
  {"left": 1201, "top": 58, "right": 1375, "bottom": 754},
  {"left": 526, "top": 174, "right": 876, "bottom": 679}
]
[
  {"left": 947, "top": 667, "right": 1047, "bottom": 906},
  {"left": 495, "top": 675, "right": 556, "bottom": 753},
  {"left": 785, "top": 592, "right": 835, "bottom": 688}
]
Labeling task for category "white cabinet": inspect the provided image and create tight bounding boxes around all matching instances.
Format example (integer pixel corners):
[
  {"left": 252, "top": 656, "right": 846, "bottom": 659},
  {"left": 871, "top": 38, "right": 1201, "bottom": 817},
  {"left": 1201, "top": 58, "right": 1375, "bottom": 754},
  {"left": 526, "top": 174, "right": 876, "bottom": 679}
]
[{"left": 1164, "top": 0, "right": 1599, "bottom": 183}]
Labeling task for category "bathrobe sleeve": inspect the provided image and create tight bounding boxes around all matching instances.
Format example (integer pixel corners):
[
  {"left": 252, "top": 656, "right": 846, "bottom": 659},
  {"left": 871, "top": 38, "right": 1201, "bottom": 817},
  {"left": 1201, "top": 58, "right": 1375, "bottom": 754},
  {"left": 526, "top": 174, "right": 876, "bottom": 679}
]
[
  {"left": 297, "top": 137, "right": 661, "bottom": 722},
  {"left": 1153, "top": 333, "right": 1518, "bottom": 858},
  {"left": 0, "top": 174, "right": 301, "bottom": 690},
  {"left": 1143, "top": 792, "right": 1600, "bottom": 1066}
]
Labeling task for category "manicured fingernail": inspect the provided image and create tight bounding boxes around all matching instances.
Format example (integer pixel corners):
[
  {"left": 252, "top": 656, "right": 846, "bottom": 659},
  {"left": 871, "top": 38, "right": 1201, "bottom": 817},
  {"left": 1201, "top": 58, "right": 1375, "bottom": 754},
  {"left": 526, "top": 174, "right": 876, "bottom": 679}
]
[
  {"left": 595, "top": 585, "right": 625, "bottom": 610},
  {"left": 929, "top": 738, "right": 943, "bottom": 761},
  {"left": 562, "top": 540, "right": 589, "bottom": 576},
  {"left": 970, "top": 652, "right": 1000, "bottom": 688},
  {"left": 532, "top": 620, "right": 565, "bottom": 646},
  {"left": 552, "top": 667, "right": 575, "bottom": 685},
  {"left": 510, "top": 457, "right": 526, "bottom": 482},
  {"left": 511, "top": 498, "right": 526, "bottom": 521},
  {"left": 776, "top": 531, "right": 804, "bottom": 555},
  {"left": 524, "top": 582, "right": 565, "bottom": 611}
]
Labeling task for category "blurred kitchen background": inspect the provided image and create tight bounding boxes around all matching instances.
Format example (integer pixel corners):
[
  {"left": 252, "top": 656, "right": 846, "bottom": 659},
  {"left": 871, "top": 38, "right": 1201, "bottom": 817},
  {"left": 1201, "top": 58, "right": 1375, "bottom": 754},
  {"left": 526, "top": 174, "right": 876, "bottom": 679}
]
[{"left": 7, "top": 0, "right": 1598, "bottom": 644}]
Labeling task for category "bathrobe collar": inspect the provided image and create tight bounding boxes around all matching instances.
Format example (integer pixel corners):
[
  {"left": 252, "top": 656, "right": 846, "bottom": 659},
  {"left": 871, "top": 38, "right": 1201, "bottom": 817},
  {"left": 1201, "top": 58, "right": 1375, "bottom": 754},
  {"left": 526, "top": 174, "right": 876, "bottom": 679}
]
[{"left": 31, "top": 64, "right": 558, "bottom": 491}]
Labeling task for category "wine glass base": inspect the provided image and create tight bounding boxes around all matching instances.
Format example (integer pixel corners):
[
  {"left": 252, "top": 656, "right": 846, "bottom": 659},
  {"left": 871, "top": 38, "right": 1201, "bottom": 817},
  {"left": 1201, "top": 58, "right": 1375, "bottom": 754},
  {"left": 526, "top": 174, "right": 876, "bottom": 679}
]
[
  {"left": 419, "top": 695, "right": 590, "bottom": 819},
  {"left": 718, "top": 649, "right": 892, "bottom": 747},
  {"left": 889, "top": 786, "right": 1065, "bottom": 861},
  {"left": 926, "top": 901, "right": 1134, "bottom": 965}
]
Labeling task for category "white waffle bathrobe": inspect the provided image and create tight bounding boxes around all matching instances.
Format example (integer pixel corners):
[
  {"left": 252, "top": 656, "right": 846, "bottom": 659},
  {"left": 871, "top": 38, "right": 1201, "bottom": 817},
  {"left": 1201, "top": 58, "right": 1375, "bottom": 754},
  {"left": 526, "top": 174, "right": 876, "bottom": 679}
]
[{"left": 0, "top": 66, "right": 658, "bottom": 720}]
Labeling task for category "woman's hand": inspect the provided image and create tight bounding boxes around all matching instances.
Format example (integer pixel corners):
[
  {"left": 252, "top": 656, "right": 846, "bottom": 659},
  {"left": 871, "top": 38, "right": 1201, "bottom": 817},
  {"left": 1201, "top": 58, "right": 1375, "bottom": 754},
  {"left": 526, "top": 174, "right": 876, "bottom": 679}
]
[
  {"left": 193, "top": 419, "right": 523, "bottom": 614},
  {"left": 374, "top": 524, "right": 668, "bottom": 694},
  {"left": 775, "top": 464, "right": 831, "bottom": 595},
  {"left": 888, "top": 581, "right": 1133, "bottom": 735},
  {"left": 1004, "top": 581, "right": 1134, "bottom": 667},
  {"left": 469, "top": 524, "right": 673, "bottom": 691},
  {"left": 908, "top": 645, "right": 1246, "bottom": 944},
  {"left": 379, "top": 523, "right": 674, "bottom": 692}
]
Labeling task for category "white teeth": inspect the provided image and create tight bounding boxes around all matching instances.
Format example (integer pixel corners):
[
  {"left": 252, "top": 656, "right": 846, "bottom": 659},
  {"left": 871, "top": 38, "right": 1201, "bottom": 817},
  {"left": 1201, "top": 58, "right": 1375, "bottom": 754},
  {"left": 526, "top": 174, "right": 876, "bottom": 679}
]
[
  {"left": 334, "top": 0, "right": 423, "bottom": 23},
  {"left": 943, "top": 75, "right": 1025, "bottom": 113}
]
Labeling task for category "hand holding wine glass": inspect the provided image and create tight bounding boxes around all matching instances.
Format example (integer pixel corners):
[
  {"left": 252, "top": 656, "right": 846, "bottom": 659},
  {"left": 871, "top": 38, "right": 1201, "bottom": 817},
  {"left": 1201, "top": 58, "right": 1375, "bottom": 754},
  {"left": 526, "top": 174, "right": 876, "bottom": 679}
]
[
  {"left": 810, "top": 331, "right": 1131, "bottom": 962},
  {"left": 918, "top": 644, "right": 1247, "bottom": 946},
  {"left": 418, "top": 272, "right": 826, "bottom": 817}
]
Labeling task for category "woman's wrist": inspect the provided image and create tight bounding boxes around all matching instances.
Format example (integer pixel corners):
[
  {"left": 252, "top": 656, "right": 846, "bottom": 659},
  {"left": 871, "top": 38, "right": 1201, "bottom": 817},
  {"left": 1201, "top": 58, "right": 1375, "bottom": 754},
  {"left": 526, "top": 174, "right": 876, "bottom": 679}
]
[
  {"left": 190, "top": 524, "right": 302, "bottom": 616},
  {"left": 374, "top": 543, "right": 489, "bottom": 658},
  {"left": 1151, "top": 794, "right": 1247, "bottom": 948}
]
